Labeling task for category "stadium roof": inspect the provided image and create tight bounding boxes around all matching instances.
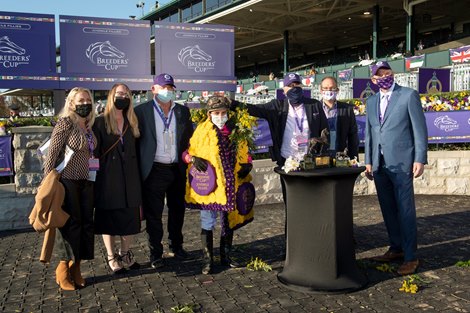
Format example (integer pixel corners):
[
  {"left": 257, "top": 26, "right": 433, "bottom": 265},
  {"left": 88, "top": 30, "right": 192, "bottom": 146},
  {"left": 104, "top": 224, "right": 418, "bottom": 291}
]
[{"left": 144, "top": 0, "right": 469, "bottom": 70}]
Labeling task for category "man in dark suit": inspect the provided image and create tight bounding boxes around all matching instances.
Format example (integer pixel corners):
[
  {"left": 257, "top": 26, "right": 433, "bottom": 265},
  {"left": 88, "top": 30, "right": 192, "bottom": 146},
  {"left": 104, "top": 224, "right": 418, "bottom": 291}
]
[
  {"left": 135, "top": 73, "right": 193, "bottom": 269},
  {"left": 364, "top": 61, "right": 428, "bottom": 275},
  {"left": 232, "top": 73, "right": 328, "bottom": 205},
  {"left": 319, "top": 76, "right": 359, "bottom": 159}
]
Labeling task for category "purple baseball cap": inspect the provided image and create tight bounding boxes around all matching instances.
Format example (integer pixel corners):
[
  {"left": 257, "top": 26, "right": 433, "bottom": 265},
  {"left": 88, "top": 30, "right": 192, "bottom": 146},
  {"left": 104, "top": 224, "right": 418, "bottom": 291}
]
[
  {"left": 154, "top": 73, "right": 176, "bottom": 88},
  {"left": 283, "top": 73, "right": 302, "bottom": 86},
  {"left": 370, "top": 61, "right": 391, "bottom": 76}
]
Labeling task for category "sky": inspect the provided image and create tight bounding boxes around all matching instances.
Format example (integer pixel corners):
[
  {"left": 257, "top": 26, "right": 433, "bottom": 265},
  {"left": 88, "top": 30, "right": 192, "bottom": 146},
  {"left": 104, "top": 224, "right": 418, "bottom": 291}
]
[{"left": 0, "top": 0, "right": 170, "bottom": 20}]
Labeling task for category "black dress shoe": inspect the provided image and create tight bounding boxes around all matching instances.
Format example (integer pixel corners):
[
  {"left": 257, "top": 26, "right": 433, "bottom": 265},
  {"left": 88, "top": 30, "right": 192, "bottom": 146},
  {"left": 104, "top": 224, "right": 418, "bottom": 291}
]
[{"left": 169, "top": 247, "right": 189, "bottom": 259}]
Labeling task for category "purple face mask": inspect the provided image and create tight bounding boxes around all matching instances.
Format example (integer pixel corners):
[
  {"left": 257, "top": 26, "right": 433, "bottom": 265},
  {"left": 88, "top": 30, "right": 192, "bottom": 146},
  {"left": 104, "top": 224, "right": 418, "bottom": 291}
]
[{"left": 375, "top": 75, "right": 394, "bottom": 90}]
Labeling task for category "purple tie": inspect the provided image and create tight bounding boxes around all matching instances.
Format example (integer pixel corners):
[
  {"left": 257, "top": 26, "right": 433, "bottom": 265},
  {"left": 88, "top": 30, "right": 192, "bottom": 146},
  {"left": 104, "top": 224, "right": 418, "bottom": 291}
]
[{"left": 380, "top": 95, "right": 390, "bottom": 123}]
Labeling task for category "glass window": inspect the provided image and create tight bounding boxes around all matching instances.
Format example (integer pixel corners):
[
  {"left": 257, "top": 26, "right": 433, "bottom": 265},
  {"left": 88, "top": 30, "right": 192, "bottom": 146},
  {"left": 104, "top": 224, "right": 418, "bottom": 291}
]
[
  {"left": 205, "top": 0, "right": 219, "bottom": 13},
  {"left": 169, "top": 11, "right": 179, "bottom": 22},
  {"left": 192, "top": 2, "right": 203, "bottom": 18},
  {"left": 182, "top": 6, "right": 191, "bottom": 22}
]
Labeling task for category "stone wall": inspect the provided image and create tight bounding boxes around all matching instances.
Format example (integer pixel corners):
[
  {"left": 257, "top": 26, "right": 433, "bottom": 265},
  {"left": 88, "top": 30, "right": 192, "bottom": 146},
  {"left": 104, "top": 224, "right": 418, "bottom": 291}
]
[
  {"left": 12, "top": 126, "right": 52, "bottom": 194},
  {"left": 0, "top": 126, "right": 52, "bottom": 230}
]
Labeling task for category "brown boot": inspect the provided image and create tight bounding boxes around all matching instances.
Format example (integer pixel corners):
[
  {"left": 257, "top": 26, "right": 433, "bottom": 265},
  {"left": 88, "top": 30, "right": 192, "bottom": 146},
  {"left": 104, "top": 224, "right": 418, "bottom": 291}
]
[
  {"left": 69, "top": 260, "right": 86, "bottom": 288},
  {"left": 55, "top": 261, "right": 75, "bottom": 291}
]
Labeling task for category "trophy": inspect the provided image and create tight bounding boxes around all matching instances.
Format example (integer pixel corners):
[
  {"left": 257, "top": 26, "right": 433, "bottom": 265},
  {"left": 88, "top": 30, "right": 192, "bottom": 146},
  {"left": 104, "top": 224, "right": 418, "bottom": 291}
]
[
  {"left": 303, "top": 128, "right": 332, "bottom": 169},
  {"left": 335, "top": 148, "right": 350, "bottom": 167}
]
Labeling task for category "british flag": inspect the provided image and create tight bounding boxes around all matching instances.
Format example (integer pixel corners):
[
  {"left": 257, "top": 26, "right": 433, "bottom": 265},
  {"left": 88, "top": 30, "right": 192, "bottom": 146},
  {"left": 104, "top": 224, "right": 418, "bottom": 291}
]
[{"left": 450, "top": 45, "right": 470, "bottom": 63}]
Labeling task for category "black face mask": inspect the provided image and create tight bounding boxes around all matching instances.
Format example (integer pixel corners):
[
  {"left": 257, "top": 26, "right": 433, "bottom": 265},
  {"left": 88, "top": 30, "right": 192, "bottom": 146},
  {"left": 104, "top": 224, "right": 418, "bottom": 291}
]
[
  {"left": 114, "top": 97, "right": 130, "bottom": 110},
  {"left": 75, "top": 103, "right": 92, "bottom": 118},
  {"left": 286, "top": 87, "right": 304, "bottom": 105}
]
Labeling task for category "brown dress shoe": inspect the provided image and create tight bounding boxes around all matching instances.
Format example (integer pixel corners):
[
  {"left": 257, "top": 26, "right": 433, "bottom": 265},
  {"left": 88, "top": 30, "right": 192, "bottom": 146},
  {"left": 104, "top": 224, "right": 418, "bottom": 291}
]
[
  {"left": 397, "top": 260, "right": 419, "bottom": 275},
  {"left": 371, "top": 250, "right": 404, "bottom": 262}
]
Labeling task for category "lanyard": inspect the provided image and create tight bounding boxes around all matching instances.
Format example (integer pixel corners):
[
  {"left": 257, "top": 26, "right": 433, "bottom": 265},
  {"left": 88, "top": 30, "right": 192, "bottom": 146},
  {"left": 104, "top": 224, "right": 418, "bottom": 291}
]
[
  {"left": 85, "top": 131, "right": 94, "bottom": 157},
  {"left": 153, "top": 100, "right": 174, "bottom": 132},
  {"left": 291, "top": 104, "right": 305, "bottom": 133}
]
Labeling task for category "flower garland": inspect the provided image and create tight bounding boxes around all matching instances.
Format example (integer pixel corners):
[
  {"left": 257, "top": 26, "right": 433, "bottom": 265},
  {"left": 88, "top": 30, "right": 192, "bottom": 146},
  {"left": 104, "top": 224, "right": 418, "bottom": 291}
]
[
  {"left": 190, "top": 102, "right": 257, "bottom": 153},
  {"left": 347, "top": 90, "right": 470, "bottom": 115}
]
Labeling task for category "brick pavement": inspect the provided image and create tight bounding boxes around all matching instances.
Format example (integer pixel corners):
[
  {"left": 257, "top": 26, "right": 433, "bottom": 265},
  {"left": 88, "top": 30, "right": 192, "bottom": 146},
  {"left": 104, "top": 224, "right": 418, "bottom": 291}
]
[{"left": 0, "top": 195, "right": 469, "bottom": 312}]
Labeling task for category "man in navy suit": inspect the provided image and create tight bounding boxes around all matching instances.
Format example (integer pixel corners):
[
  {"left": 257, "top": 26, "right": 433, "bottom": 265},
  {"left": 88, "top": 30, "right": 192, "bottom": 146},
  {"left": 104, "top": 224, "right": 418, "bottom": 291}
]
[
  {"left": 319, "top": 76, "right": 359, "bottom": 160},
  {"left": 364, "top": 61, "right": 428, "bottom": 275},
  {"left": 135, "top": 73, "right": 193, "bottom": 269}
]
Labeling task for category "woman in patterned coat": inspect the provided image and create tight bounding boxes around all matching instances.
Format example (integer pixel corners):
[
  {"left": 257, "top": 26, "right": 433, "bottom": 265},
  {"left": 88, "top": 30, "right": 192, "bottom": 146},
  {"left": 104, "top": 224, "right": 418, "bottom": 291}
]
[{"left": 43, "top": 87, "right": 96, "bottom": 290}]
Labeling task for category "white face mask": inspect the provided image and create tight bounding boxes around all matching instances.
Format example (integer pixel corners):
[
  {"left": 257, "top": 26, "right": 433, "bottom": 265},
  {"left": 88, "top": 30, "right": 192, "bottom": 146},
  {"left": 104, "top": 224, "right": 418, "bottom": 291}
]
[
  {"left": 322, "top": 90, "right": 337, "bottom": 101},
  {"left": 156, "top": 89, "right": 174, "bottom": 103},
  {"left": 211, "top": 114, "right": 228, "bottom": 129}
]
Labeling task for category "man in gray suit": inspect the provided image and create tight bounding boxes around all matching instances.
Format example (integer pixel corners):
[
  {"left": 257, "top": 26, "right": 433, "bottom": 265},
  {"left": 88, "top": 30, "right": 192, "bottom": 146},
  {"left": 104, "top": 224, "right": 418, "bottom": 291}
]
[
  {"left": 364, "top": 61, "right": 428, "bottom": 275},
  {"left": 135, "top": 73, "right": 193, "bottom": 269}
]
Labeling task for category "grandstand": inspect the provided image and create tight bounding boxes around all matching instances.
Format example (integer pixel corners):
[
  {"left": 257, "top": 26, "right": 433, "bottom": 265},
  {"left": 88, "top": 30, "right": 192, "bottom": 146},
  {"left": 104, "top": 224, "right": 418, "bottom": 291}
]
[{"left": 143, "top": 0, "right": 470, "bottom": 84}]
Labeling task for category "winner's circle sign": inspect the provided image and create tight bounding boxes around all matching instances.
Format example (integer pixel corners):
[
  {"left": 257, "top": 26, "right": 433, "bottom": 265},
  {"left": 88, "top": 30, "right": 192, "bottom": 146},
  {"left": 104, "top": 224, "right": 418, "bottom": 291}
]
[{"left": 189, "top": 163, "right": 217, "bottom": 195}]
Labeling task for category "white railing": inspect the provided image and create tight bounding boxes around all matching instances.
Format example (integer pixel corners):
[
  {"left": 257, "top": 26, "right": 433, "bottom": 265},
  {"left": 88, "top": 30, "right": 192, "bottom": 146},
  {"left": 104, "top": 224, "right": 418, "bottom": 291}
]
[
  {"left": 452, "top": 63, "right": 470, "bottom": 92},
  {"left": 394, "top": 72, "right": 419, "bottom": 90}
]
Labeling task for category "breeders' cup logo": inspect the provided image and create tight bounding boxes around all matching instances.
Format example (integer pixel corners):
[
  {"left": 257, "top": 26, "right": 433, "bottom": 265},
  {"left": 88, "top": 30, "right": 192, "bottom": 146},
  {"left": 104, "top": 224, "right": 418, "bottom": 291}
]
[
  {"left": 0, "top": 36, "right": 30, "bottom": 68},
  {"left": 85, "top": 41, "right": 128, "bottom": 71},
  {"left": 434, "top": 115, "right": 459, "bottom": 132},
  {"left": 178, "top": 45, "right": 215, "bottom": 73}
]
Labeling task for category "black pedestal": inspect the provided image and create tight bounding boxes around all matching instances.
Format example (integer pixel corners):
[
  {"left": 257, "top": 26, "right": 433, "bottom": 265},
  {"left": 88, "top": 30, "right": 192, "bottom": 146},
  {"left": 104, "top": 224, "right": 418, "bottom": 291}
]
[{"left": 275, "top": 166, "right": 368, "bottom": 294}]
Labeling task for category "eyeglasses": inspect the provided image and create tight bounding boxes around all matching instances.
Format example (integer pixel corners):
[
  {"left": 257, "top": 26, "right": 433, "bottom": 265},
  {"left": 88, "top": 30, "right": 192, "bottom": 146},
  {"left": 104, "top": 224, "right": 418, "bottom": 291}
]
[{"left": 321, "top": 87, "right": 338, "bottom": 91}]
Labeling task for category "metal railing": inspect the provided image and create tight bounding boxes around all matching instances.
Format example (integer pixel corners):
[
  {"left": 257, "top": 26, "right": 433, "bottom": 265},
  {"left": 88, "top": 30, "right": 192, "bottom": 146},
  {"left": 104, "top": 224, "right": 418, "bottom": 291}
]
[{"left": 452, "top": 63, "right": 470, "bottom": 92}]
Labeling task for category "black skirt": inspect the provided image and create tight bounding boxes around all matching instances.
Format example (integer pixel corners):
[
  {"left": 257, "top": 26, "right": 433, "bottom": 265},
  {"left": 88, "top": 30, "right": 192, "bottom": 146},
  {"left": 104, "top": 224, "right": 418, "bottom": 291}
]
[{"left": 94, "top": 207, "right": 140, "bottom": 236}]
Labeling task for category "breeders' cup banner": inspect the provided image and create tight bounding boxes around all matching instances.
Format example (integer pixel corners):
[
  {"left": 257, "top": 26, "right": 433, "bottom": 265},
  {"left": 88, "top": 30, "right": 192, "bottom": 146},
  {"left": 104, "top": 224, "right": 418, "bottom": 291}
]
[
  {"left": 356, "top": 110, "right": 470, "bottom": 145},
  {"left": 253, "top": 119, "right": 273, "bottom": 153},
  {"left": 59, "top": 15, "right": 152, "bottom": 90},
  {"left": 418, "top": 68, "right": 450, "bottom": 94},
  {"left": 0, "top": 11, "right": 58, "bottom": 89},
  {"left": 0, "top": 135, "right": 13, "bottom": 176},
  {"left": 154, "top": 22, "right": 236, "bottom": 91}
]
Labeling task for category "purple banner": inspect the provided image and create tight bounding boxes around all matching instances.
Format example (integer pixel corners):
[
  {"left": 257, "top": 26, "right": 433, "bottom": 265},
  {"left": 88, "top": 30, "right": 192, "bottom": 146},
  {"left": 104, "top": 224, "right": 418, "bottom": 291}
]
[
  {"left": 352, "top": 78, "right": 379, "bottom": 99},
  {"left": 253, "top": 119, "right": 273, "bottom": 153},
  {"left": 276, "top": 89, "right": 311, "bottom": 101},
  {"left": 418, "top": 68, "right": 450, "bottom": 94},
  {"left": 0, "top": 11, "right": 58, "bottom": 89},
  {"left": 425, "top": 111, "right": 470, "bottom": 143},
  {"left": 154, "top": 22, "right": 236, "bottom": 91},
  {"left": 356, "top": 111, "right": 470, "bottom": 145},
  {"left": 59, "top": 15, "right": 152, "bottom": 90},
  {"left": 0, "top": 135, "right": 13, "bottom": 176}
]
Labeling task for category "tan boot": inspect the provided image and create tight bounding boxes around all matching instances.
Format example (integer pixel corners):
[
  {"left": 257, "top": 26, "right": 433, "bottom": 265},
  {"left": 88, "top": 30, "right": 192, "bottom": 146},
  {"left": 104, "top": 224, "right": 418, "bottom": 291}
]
[
  {"left": 69, "top": 260, "right": 86, "bottom": 288},
  {"left": 55, "top": 261, "right": 75, "bottom": 291}
]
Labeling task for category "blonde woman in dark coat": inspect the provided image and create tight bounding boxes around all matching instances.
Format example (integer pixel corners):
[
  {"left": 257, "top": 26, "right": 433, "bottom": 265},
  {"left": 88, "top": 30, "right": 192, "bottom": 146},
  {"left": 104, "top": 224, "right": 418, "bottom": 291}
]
[
  {"left": 93, "top": 83, "right": 142, "bottom": 274},
  {"left": 43, "top": 87, "right": 97, "bottom": 290}
]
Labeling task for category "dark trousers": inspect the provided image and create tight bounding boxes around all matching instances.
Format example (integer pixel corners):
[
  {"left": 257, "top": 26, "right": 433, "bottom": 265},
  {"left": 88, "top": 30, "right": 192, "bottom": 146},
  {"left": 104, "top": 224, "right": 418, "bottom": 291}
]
[
  {"left": 374, "top": 156, "right": 417, "bottom": 261},
  {"left": 56, "top": 179, "right": 94, "bottom": 261},
  {"left": 142, "top": 163, "right": 186, "bottom": 260}
]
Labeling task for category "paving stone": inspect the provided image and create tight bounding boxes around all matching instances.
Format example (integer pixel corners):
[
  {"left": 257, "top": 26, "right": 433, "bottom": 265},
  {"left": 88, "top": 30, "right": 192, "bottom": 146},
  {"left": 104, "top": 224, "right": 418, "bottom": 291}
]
[{"left": 0, "top": 195, "right": 469, "bottom": 312}]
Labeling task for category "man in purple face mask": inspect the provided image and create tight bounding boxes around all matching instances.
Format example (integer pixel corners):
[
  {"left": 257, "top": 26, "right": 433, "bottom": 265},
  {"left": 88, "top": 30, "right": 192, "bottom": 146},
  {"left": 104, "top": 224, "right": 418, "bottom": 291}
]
[{"left": 364, "top": 61, "right": 428, "bottom": 276}]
